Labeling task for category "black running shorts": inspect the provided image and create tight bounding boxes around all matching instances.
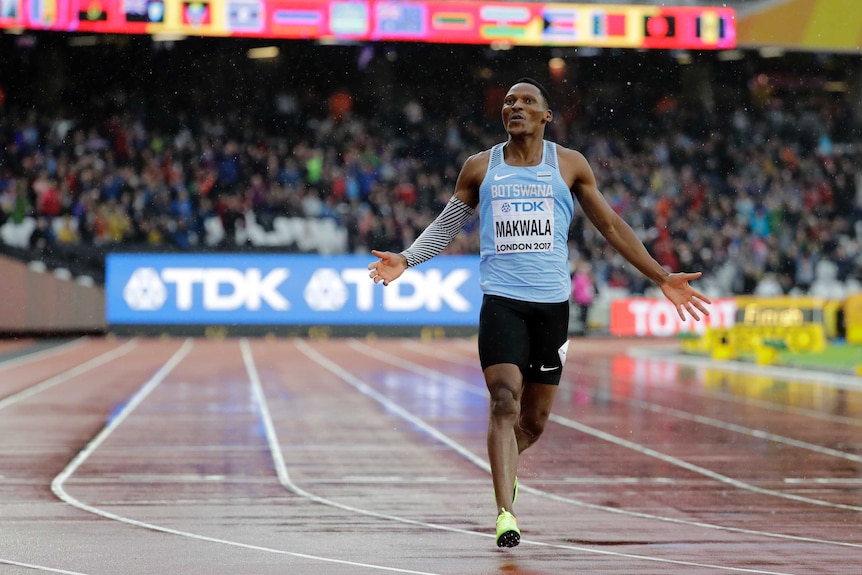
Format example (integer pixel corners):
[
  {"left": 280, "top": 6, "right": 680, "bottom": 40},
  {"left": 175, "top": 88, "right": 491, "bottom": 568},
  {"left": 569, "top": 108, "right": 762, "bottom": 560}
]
[{"left": 477, "top": 294, "right": 570, "bottom": 385}]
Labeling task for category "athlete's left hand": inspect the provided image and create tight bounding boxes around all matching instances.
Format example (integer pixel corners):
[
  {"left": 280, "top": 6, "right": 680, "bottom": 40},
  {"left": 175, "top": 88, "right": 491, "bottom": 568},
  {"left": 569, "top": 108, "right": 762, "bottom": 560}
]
[{"left": 660, "top": 272, "right": 712, "bottom": 321}]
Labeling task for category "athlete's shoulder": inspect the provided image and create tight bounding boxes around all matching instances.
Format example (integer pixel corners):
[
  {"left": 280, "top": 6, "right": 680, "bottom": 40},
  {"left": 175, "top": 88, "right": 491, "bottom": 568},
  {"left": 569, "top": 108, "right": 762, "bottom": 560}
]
[
  {"left": 461, "top": 149, "right": 492, "bottom": 177},
  {"left": 553, "top": 142, "right": 588, "bottom": 164},
  {"left": 454, "top": 149, "right": 492, "bottom": 205},
  {"left": 466, "top": 148, "right": 493, "bottom": 165},
  {"left": 552, "top": 143, "right": 593, "bottom": 188}
]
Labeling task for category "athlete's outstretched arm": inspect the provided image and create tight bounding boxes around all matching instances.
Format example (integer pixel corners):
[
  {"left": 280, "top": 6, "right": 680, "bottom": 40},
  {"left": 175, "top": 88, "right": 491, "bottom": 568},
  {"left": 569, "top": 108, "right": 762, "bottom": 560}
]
[
  {"left": 369, "top": 153, "right": 486, "bottom": 286},
  {"left": 562, "top": 147, "right": 711, "bottom": 321}
]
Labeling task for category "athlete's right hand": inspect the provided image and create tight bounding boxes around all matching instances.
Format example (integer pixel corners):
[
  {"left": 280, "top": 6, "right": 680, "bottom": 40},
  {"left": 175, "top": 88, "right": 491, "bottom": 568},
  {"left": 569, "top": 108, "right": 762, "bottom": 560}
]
[{"left": 368, "top": 250, "right": 408, "bottom": 286}]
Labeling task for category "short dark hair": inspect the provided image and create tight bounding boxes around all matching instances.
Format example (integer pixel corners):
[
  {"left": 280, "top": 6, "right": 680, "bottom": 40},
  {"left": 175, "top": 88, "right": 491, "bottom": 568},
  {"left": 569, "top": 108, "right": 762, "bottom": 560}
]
[{"left": 514, "top": 77, "right": 551, "bottom": 109}]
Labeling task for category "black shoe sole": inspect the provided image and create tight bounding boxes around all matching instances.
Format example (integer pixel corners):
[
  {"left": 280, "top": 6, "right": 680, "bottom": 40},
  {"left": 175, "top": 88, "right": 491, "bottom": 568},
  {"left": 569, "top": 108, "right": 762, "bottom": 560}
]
[{"left": 496, "top": 530, "right": 521, "bottom": 548}]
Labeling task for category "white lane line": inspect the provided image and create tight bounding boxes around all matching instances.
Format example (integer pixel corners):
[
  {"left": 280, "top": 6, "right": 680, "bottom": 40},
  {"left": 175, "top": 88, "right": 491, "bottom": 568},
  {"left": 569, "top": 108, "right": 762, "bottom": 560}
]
[
  {"left": 405, "top": 338, "right": 862, "bottom": 427},
  {"left": 0, "top": 340, "right": 139, "bottom": 411},
  {"left": 401, "top": 340, "right": 475, "bottom": 367},
  {"left": 52, "top": 339, "right": 193, "bottom": 493},
  {"left": 785, "top": 478, "right": 862, "bottom": 484},
  {"left": 0, "top": 337, "right": 87, "bottom": 372},
  {"left": 626, "top": 398, "right": 862, "bottom": 463},
  {"left": 240, "top": 339, "right": 446, "bottom": 575},
  {"left": 63, "top": 475, "right": 717, "bottom": 488},
  {"left": 549, "top": 413, "right": 862, "bottom": 513},
  {"left": 404, "top": 340, "right": 862, "bottom": 469},
  {"left": 291, "top": 339, "right": 804, "bottom": 575},
  {"left": 628, "top": 346, "right": 862, "bottom": 390},
  {"left": 51, "top": 339, "right": 439, "bottom": 575},
  {"left": 618, "top": 348, "right": 862, "bottom": 426},
  {"left": 693, "top": 387, "right": 862, "bottom": 427},
  {"left": 0, "top": 558, "right": 93, "bottom": 574},
  {"left": 350, "top": 339, "right": 862, "bottom": 548}
]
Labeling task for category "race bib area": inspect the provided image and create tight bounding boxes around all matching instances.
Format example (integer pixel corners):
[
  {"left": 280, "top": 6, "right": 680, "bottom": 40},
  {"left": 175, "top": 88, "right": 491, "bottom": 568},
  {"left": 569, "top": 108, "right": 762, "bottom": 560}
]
[
  {"left": 107, "top": 254, "right": 484, "bottom": 337},
  {"left": 491, "top": 198, "right": 555, "bottom": 254}
]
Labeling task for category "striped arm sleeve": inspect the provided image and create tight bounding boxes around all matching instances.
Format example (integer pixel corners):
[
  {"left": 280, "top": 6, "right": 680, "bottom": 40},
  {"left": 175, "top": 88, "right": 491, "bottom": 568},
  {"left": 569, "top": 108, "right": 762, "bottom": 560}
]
[{"left": 401, "top": 197, "right": 476, "bottom": 267}]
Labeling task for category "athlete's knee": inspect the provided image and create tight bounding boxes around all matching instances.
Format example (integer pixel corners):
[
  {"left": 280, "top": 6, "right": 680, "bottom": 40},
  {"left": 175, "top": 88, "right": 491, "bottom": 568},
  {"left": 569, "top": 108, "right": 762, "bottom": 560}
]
[{"left": 488, "top": 384, "right": 520, "bottom": 420}]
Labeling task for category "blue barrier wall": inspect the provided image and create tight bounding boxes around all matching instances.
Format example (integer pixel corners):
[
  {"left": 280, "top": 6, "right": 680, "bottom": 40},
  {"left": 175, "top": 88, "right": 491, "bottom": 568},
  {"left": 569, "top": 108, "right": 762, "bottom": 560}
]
[{"left": 106, "top": 254, "right": 483, "bottom": 327}]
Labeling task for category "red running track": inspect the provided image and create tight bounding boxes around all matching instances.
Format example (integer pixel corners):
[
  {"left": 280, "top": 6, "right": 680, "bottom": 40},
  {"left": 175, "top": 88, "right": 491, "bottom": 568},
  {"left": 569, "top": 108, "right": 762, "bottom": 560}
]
[{"left": 0, "top": 336, "right": 860, "bottom": 575}]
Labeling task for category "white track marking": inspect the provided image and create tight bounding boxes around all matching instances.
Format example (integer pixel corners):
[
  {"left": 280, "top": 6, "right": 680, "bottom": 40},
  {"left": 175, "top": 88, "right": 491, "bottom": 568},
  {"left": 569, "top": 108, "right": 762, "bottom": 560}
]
[
  {"left": 785, "top": 478, "right": 862, "bottom": 485},
  {"left": 52, "top": 339, "right": 193, "bottom": 493},
  {"left": 415, "top": 340, "right": 862, "bottom": 464},
  {"left": 548, "top": 413, "right": 862, "bottom": 513},
  {"left": 348, "top": 339, "right": 862, "bottom": 547},
  {"left": 0, "top": 337, "right": 87, "bottom": 372},
  {"left": 406, "top": 339, "right": 862, "bottom": 426},
  {"left": 402, "top": 340, "right": 476, "bottom": 367},
  {"left": 628, "top": 346, "right": 862, "bottom": 390},
  {"left": 0, "top": 340, "right": 139, "bottom": 411},
  {"left": 50, "top": 339, "right": 442, "bottom": 575},
  {"left": 0, "top": 559, "right": 93, "bottom": 574},
  {"left": 690, "top": 387, "right": 862, "bottom": 426},
  {"left": 404, "top": 340, "right": 862, "bottom": 463},
  {"left": 290, "top": 339, "right": 806, "bottom": 574},
  {"left": 626, "top": 398, "right": 862, "bottom": 463}
]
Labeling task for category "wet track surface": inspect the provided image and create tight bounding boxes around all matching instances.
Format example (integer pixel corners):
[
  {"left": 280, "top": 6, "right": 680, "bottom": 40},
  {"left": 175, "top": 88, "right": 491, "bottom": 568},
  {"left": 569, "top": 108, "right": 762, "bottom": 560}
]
[{"left": 0, "top": 336, "right": 860, "bottom": 575}]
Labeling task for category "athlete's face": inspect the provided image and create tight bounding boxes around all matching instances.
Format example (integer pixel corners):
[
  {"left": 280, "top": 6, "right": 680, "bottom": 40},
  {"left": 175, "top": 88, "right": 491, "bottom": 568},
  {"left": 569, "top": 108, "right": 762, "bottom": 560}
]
[{"left": 502, "top": 83, "right": 552, "bottom": 135}]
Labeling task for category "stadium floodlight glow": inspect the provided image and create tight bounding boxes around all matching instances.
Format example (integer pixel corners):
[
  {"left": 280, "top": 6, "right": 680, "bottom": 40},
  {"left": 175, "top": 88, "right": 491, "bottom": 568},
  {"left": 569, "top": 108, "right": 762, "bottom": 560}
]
[
  {"left": 717, "top": 49, "right": 744, "bottom": 61},
  {"left": 671, "top": 49, "right": 692, "bottom": 64},
  {"left": 825, "top": 81, "right": 848, "bottom": 93},
  {"left": 68, "top": 35, "right": 99, "bottom": 47},
  {"left": 248, "top": 46, "right": 280, "bottom": 59},
  {"left": 548, "top": 56, "right": 566, "bottom": 80},
  {"left": 152, "top": 33, "right": 187, "bottom": 42},
  {"left": 575, "top": 47, "right": 602, "bottom": 57},
  {"left": 759, "top": 46, "right": 785, "bottom": 58}
]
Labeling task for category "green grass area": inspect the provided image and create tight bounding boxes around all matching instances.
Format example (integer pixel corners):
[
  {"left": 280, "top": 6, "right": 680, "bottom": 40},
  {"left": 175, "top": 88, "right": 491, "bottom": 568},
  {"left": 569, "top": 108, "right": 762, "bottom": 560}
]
[
  {"left": 680, "top": 337, "right": 862, "bottom": 374},
  {"left": 777, "top": 342, "right": 862, "bottom": 373}
]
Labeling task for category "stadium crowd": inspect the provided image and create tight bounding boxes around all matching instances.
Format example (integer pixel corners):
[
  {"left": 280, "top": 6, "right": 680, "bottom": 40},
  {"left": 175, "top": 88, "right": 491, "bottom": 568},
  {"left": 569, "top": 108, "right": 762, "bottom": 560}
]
[{"left": 1, "top": 43, "right": 860, "bottom": 300}]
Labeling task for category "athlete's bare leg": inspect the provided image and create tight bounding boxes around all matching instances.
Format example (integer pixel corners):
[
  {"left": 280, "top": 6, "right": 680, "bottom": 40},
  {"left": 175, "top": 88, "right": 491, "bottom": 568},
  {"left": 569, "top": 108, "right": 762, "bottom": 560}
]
[
  {"left": 516, "top": 382, "right": 558, "bottom": 454},
  {"left": 485, "top": 363, "right": 523, "bottom": 513}
]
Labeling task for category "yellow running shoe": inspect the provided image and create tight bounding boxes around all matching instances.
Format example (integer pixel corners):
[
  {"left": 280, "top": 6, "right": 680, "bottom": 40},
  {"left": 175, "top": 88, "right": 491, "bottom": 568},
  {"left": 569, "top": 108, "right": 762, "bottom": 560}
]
[
  {"left": 495, "top": 508, "right": 521, "bottom": 548},
  {"left": 493, "top": 477, "right": 519, "bottom": 507}
]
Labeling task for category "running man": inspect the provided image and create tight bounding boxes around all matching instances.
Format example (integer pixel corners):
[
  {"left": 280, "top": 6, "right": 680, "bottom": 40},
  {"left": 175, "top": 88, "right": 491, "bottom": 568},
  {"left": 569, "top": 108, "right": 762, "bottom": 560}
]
[{"left": 368, "top": 78, "right": 711, "bottom": 547}]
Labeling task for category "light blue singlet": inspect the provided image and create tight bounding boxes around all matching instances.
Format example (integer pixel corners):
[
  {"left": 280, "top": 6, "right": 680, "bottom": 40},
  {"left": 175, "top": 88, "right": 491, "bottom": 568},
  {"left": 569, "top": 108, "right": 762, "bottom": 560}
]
[{"left": 478, "top": 141, "right": 575, "bottom": 303}]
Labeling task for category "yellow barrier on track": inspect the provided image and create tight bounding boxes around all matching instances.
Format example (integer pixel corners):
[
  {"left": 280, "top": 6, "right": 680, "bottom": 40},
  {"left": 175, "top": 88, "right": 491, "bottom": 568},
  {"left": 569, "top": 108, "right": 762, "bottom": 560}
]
[{"left": 696, "top": 296, "right": 834, "bottom": 360}]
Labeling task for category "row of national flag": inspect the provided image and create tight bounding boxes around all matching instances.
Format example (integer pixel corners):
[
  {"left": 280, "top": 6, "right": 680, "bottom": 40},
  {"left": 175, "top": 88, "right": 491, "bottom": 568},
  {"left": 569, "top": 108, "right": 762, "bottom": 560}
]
[
  {"left": 1, "top": 0, "right": 735, "bottom": 49},
  {"left": 539, "top": 6, "right": 732, "bottom": 49}
]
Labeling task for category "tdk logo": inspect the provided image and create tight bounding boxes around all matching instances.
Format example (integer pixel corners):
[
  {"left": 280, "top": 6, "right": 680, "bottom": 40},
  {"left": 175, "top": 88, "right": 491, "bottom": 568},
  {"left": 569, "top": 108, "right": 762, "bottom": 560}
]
[
  {"left": 122, "top": 266, "right": 471, "bottom": 313},
  {"left": 509, "top": 200, "right": 545, "bottom": 212},
  {"left": 373, "top": 269, "right": 470, "bottom": 312},
  {"left": 123, "top": 267, "right": 290, "bottom": 311},
  {"left": 123, "top": 268, "right": 168, "bottom": 311}
]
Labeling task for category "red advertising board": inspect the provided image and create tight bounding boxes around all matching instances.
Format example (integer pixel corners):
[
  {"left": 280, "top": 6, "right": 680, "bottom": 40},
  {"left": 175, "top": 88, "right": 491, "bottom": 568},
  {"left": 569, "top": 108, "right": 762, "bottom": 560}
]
[{"left": 610, "top": 297, "right": 737, "bottom": 337}]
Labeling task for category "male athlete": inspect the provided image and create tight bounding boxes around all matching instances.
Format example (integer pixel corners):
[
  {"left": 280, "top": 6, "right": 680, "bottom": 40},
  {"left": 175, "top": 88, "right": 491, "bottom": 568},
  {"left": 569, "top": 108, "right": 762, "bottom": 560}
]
[{"left": 368, "top": 78, "right": 711, "bottom": 547}]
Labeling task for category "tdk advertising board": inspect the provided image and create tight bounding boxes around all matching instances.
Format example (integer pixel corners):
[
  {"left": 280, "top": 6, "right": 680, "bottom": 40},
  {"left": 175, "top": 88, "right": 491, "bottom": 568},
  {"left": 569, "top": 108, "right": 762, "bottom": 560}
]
[{"left": 106, "top": 254, "right": 481, "bottom": 326}]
